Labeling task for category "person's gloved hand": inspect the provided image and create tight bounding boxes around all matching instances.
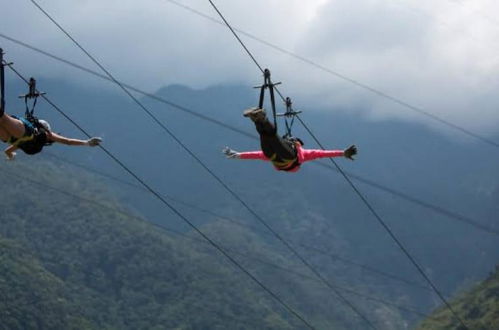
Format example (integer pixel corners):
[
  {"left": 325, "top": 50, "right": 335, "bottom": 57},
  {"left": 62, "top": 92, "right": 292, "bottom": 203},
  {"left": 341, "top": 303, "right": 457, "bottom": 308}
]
[
  {"left": 87, "top": 137, "right": 102, "bottom": 147},
  {"left": 222, "top": 146, "right": 240, "bottom": 159},
  {"left": 344, "top": 145, "right": 357, "bottom": 160}
]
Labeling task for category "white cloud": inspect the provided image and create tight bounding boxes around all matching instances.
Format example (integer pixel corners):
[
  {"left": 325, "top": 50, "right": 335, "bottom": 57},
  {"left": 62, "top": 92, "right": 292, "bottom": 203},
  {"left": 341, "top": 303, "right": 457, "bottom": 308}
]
[
  {"left": 290, "top": 0, "right": 499, "bottom": 135},
  {"left": 1, "top": 0, "right": 499, "bottom": 136}
]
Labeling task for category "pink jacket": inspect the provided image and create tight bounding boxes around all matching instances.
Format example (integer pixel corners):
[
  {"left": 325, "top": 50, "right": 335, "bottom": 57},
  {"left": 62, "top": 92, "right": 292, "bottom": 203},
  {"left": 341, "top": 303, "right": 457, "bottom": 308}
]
[{"left": 239, "top": 144, "right": 344, "bottom": 172}]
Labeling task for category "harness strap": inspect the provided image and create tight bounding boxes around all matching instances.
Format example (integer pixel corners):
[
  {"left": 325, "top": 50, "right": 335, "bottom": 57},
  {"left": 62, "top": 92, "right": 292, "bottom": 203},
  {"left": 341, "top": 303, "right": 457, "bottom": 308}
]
[
  {"left": 8, "top": 116, "right": 36, "bottom": 146},
  {"left": 9, "top": 134, "right": 35, "bottom": 147},
  {"left": 257, "top": 69, "right": 279, "bottom": 131},
  {"left": 282, "top": 159, "right": 301, "bottom": 171},
  {"left": 23, "top": 78, "right": 41, "bottom": 118},
  {"left": 0, "top": 48, "right": 5, "bottom": 114},
  {"left": 283, "top": 97, "right": 294, "bottom": 138},
  {"left": 278, "top": 97, "right": 302, "bottom": 140},
  {"left": 269, "top": 153, "right": 300, "bottom": 171}
]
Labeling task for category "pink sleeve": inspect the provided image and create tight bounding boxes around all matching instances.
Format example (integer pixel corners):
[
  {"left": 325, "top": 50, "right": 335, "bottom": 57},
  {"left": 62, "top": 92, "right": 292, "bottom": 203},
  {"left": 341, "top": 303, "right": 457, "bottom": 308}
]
[
  {"left": 239, "top": 151, "right": 269, "bottom": 161},
  {"left": 301, "top": 149, "right": 344, "bottom": 162}
]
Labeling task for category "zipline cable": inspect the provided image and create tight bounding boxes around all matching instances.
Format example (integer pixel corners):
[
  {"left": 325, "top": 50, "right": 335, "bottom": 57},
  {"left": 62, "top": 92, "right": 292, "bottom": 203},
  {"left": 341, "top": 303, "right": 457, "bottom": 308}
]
[
  {"left": 1, "top": 10, "right": 484, "bottom": 324},
  {"left": 4, "top": 59, "right": 315, "bottom": 330},
  {"left": 0, "top": 49, "right": 5, "bottom": 112},
  {"left": 0, "top": 34, "right": 476, "bottom": 322},
  {"left": 0, "top": 210, "right": 277, "bottom": 330},
  {"left": 0, "top": 169, "right": 308, "bottom": 329},
  {"left": 169, "top": 0, "right": 499, "bottom": 150},
  {"left": 3, "top": 7, "right": 492, "bottom": 322},
  {"left": 0, "top": 34, "right": 255, "bottom": 140},
  {"left": 1, "top": 34, "right": 494, "bottom": 237},
  {"left": 27, "top": 1, "right": 378, "bottom": 328},
  {"left": 42, "top": 151, "right": 436, "bottom": 293},
  {"left": 0, "top": 166, "right": 431, "bottom": 319},
  {"left": 319, "top": 163, "right": 499, "bottom": 236},
  {"left": 298, "top": 115, "right": 469, "bottom": 329},
  {"left": 206, "top": 1, "right": 470, "bottom": 328},
  {"left": 3, "top": 29, "right": 492, "bottom": 299},
  {"left": 205, "top": 0, "right": 264, "bottom": 74}
]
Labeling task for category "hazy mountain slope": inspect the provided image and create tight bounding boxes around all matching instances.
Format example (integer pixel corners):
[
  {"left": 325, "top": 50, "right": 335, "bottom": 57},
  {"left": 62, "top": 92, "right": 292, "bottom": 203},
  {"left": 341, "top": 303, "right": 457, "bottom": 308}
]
[
  {"left": 0, "top": 159, "right": 413, "bottom": 329},
  {"left": 417, "top": 266, "right": 499, "bottom": 330},
  {"left": 2, "top": 77, "right": 499, "bottom": 328},
  {"left": 0, "top": 236, "right": 93, "bottom": 329},
  {"left": 0, "top": 161, "right": 307, "bottom": 329}
]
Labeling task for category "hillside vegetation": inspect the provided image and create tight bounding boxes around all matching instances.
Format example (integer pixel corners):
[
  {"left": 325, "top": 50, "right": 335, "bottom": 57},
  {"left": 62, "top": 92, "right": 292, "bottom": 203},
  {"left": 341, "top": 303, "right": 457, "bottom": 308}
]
[
  {"left": 1, "top": 158, "right": 404, "bottom": 329},
  {"left": 1, "top": 81, "right": 498, "bottom": 329},
  {"left": 418, "top": 266, "right": 499, "bottom": 330},
  {"left": 0, "top": 160, "right": 306, "bottom": 329},
  {"left": 0, "top": 236, "right": 93, "bottom": 329}
]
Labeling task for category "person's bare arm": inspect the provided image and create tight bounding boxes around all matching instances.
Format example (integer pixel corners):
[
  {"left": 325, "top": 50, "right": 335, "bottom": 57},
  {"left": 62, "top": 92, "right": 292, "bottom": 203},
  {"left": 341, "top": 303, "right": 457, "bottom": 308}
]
[
  {"left": 49, "top": 132, "right": 101, "bottom": 146},
  {"left": 4, "top": 145, "right": 18, "bottom": 160}
]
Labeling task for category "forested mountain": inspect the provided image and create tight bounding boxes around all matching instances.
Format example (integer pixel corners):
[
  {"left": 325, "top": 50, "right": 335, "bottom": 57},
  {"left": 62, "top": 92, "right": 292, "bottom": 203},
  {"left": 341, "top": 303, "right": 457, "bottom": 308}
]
[
  {"left": 417, "top": 266, "right": 499, "bottom": 330},
  {"left": 0, "top": 78, "right": 498, "bottom": 329},
  {"left": 0, "top": 236, "right": 92, "bottom": 329},
  {"left": 0, "top": 161, "right": 305, "bottom": 329}
]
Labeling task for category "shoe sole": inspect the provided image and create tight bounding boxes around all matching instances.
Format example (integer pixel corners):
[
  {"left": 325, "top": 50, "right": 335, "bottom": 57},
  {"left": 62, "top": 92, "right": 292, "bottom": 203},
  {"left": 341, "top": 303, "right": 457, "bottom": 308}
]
[{"left": 243, "top": 108, "right": 265, "bottom": 117}]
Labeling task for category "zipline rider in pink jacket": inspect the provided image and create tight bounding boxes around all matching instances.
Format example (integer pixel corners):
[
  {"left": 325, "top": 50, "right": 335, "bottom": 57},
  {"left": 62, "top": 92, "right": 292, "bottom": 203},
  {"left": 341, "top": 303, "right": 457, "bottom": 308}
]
[{"left": 223, "top": 107, "right": 357, "bottom": 172}]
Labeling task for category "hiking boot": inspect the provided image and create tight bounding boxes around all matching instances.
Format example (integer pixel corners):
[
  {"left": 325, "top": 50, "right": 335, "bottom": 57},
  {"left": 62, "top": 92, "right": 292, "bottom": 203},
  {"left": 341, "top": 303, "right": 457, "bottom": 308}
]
[{"left": 243, "top": 107, "right": 266, "bottom": 122}]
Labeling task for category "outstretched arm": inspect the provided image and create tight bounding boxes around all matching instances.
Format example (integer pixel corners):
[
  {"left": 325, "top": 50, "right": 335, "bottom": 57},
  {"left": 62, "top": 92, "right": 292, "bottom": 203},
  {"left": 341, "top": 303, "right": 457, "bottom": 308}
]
[
  {"left": 301, "top": 145, "right": 357, "bottom": 162},
  {"left": 4, "top": 145, "right": 18, "bottom": 160},
  {"left": 239, "top": 151, "right": 268, "bottom": 160},
  {"left": 48, "top": 132, "right": 102, "bottom": 147},
  {"left": 222, "top": 147, "right": 268, "bottom": 161}
]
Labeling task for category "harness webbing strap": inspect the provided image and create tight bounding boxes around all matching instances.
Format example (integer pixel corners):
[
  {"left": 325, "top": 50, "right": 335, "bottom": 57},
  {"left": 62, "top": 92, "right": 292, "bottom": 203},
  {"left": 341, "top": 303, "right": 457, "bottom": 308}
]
[
  {"left": 0, "top": 48, "right": 5, "bottom": 113},
  {"left": 283, "top": 97, "right": 294, "bottom": 138},
  {"left": 258, "top": 69, "right": 278, "bottom": 130},
  {"left": 278, "top": 97, "right": 302, "bottom": 140},
  {"left": 268, "top": 76, "right": 278, "bottom": 130},
  {"left": 24, "top": 78, "right": 40, "bottom": 118},
  {"left": 256, "top": 70, "right": 302, "bottom": 139},
  {"left": 25, "top": 95, "right": 39, "bottom": 118},
  {"left": 10, "top": 134, "right": 35, "bottom": 147},
  {"left": 258, "top": 77, "right": 265, "bottom": 109},
  {"left": 270, "top": 154, "right": 300, "bottom": 171}
]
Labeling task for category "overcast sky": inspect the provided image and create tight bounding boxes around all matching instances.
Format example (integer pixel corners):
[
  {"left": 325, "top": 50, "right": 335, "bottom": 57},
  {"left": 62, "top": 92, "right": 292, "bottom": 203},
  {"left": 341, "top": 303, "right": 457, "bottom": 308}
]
[{"left": 2, "top": 0, "right": 499, "bottom": 136}]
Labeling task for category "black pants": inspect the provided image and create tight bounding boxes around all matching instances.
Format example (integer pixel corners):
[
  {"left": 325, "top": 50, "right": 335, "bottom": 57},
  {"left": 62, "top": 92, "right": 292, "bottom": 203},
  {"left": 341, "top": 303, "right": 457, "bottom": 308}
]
[{"left": 255, "top": 118, "right": 296, "bottom": 161}]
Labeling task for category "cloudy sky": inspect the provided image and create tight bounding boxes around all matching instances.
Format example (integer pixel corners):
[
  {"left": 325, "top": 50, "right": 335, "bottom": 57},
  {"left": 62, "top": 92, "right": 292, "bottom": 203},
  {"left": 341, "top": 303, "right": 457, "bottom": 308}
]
[{"left": 2, "top": 0, "right": 499, "bottom": 136}]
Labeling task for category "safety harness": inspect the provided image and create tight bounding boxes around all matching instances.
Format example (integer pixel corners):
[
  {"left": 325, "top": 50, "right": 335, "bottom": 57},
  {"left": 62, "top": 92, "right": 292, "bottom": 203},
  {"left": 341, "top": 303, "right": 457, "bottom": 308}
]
[
  {"left": 16, "top": 78, "right": 52, "bottom": 154},
  {"left": 255, "top": 69, "right": 303, "bottom": 171},
  {"left": 1, "top": 48, "right": 6, "bottom": 116},
  {"left": 0, "top": 49, "right": 51, "bottom": 154}
]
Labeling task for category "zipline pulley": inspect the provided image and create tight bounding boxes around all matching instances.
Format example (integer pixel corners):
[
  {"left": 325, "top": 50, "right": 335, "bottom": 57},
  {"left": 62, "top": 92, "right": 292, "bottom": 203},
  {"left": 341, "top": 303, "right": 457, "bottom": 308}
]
[
  {"left": 18, "top": 77, "right": 45, "bottom": 119},
  {"left": 277, "top": 96, "right": 302, "bottom": 139},
  {"left": 254, "top": 69, "right": 302, "bottom": 139}
]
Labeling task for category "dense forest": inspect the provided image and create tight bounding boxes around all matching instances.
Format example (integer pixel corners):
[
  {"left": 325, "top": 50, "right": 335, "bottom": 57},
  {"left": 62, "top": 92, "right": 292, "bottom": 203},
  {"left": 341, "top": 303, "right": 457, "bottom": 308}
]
[
  {"left": 0, "top": 236, "right": 92, "bottom": 329},
  {"left": 1, "top": 159, "right": 397, "bottom": 329},
  {"left": 0, "top": 160, "right": 311, "bottom": 329}
]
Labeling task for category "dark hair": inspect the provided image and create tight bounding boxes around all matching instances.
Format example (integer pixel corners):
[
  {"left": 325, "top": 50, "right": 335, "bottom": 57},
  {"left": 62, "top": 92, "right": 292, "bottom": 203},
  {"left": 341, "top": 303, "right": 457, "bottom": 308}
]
[{"left": 284, "top": 136, "right": 304, "bottom": 146}]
